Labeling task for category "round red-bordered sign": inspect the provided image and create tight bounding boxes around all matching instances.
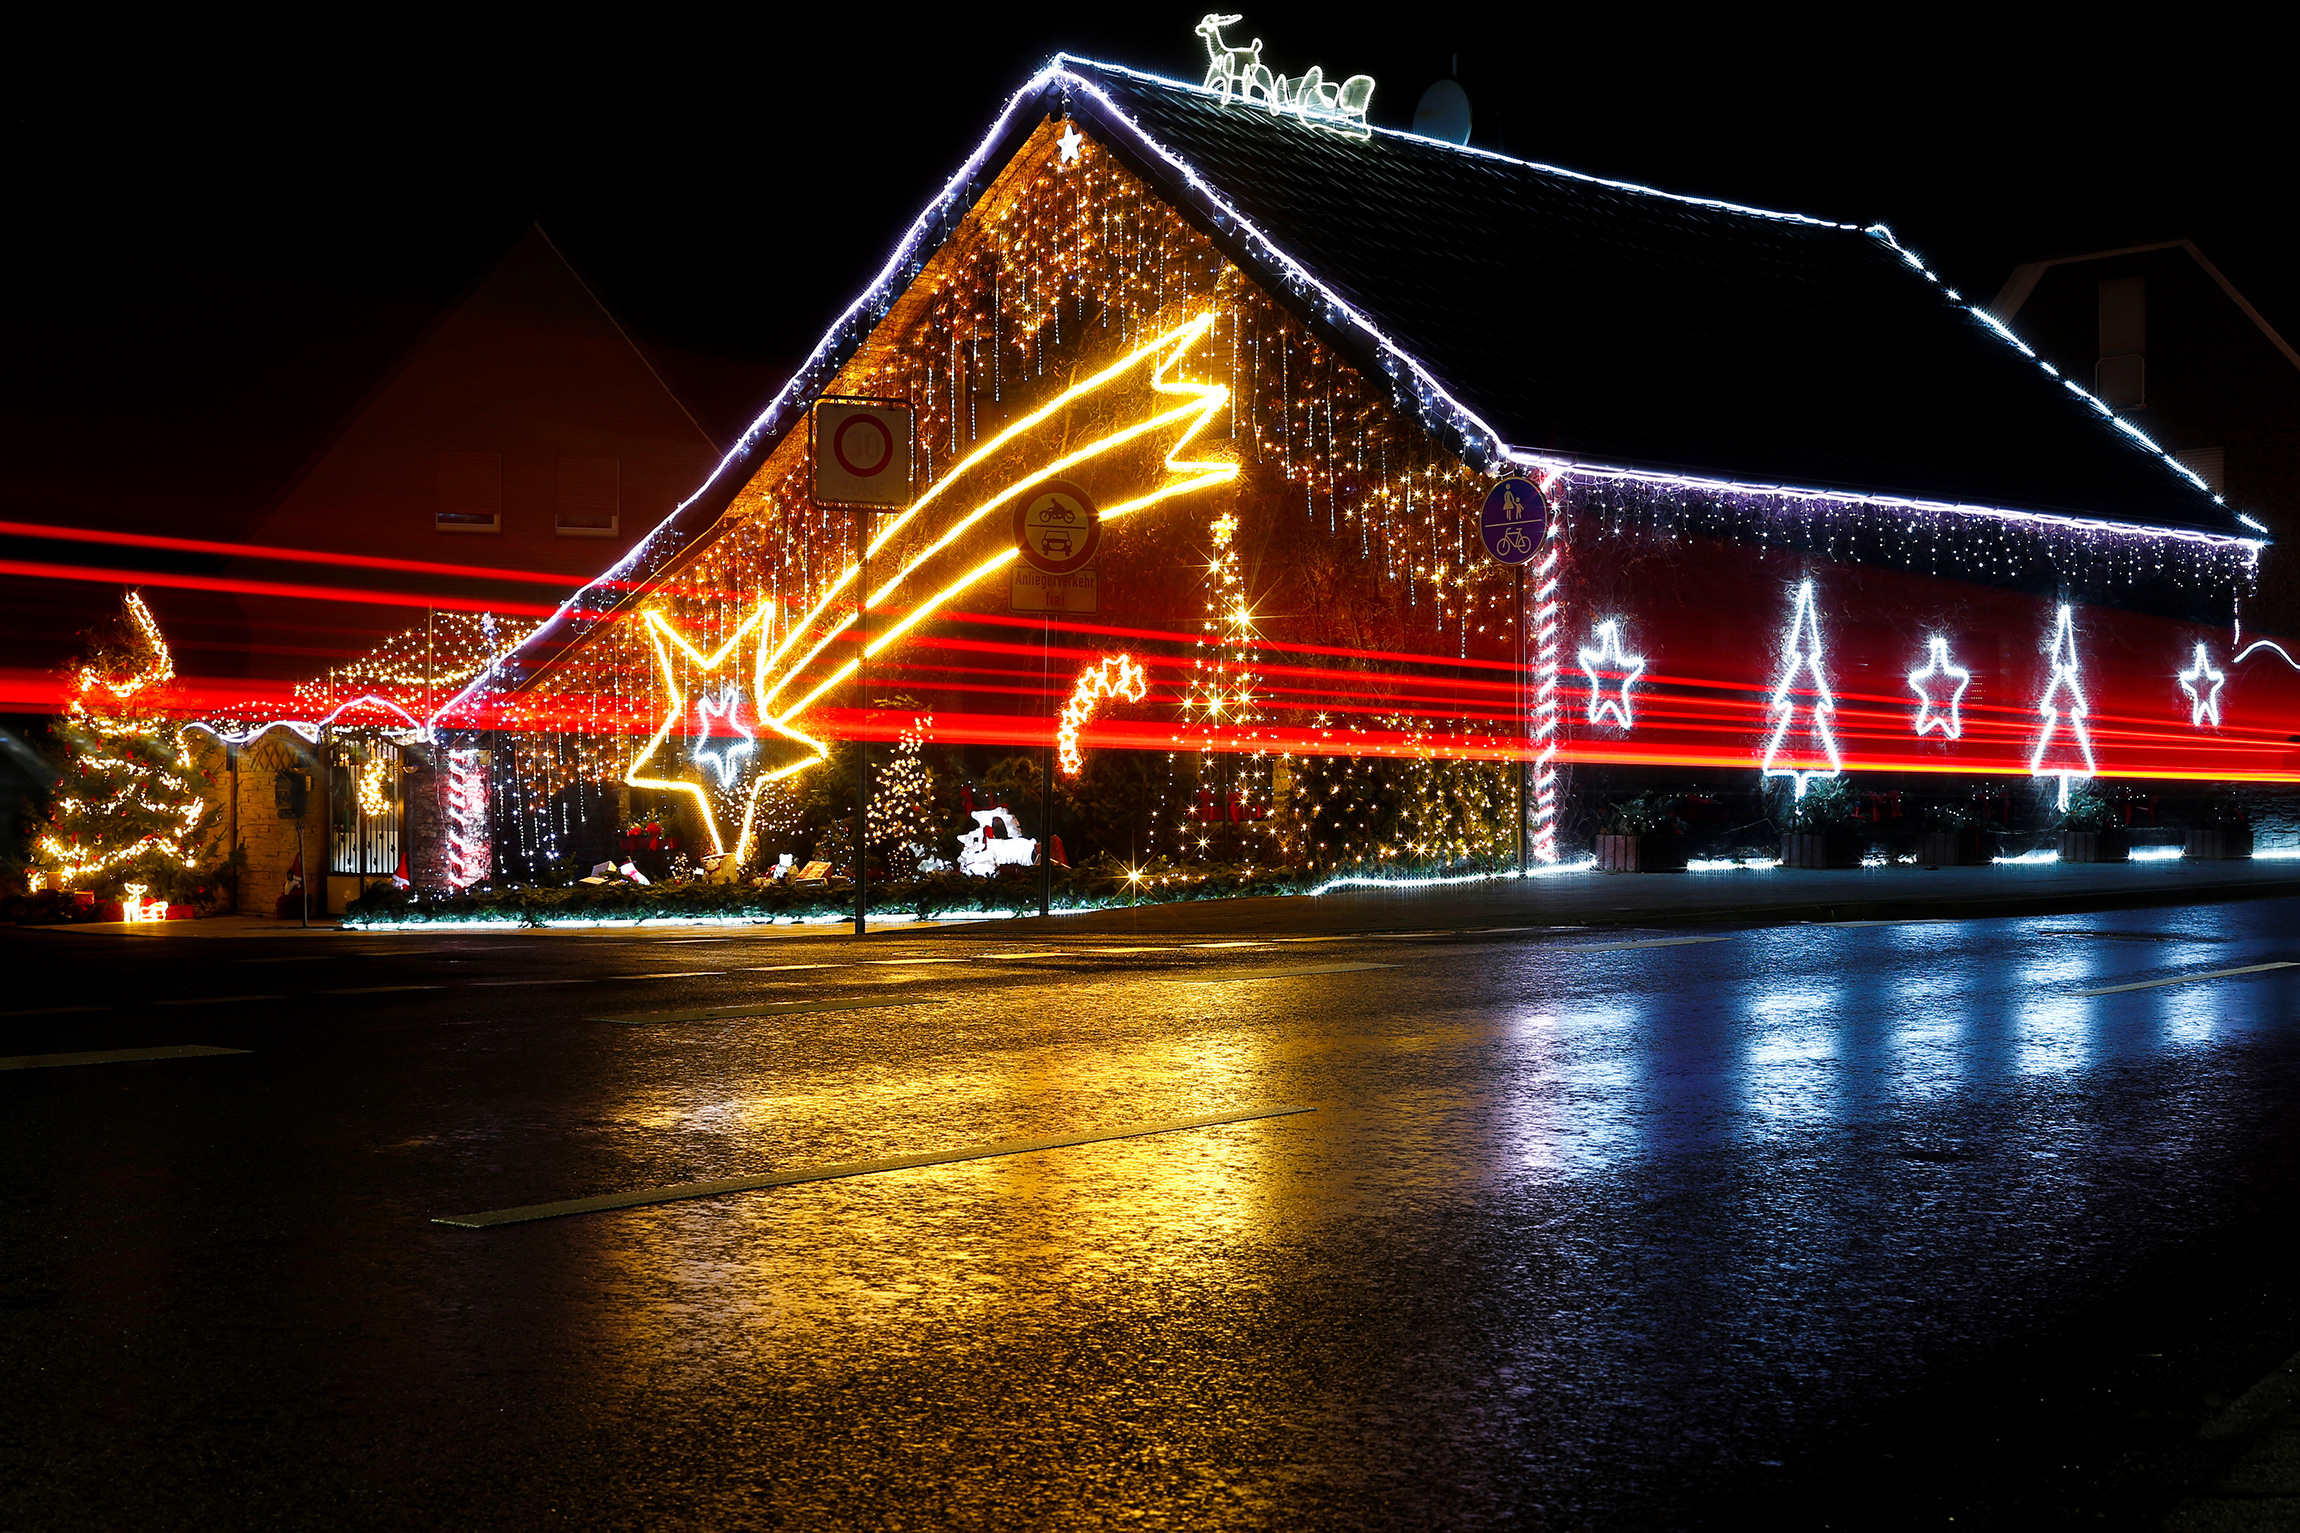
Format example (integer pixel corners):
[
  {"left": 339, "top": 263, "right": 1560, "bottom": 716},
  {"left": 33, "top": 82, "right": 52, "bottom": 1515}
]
[
  {"left": 831, "top": 412, "right": 895, "bottom": 478},
  {"left": 1013, "top": 480, "right": 1102, "bottom": 575}
]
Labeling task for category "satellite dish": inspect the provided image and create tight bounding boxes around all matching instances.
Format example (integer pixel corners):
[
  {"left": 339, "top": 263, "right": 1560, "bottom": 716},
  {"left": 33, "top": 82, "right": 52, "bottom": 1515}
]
[{"left": 1412, "top": 77, "right": 1471, "bottom": 145}]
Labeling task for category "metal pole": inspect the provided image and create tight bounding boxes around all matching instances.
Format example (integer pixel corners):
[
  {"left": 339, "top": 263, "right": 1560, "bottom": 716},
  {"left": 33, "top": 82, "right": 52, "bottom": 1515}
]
[
  {"left": 1039, "top": 614, "right": 1052, "bottom": 919},
  {"left": 855, "top": 518, "right": 869, "bottom": 938},
  {"left": 296, "top": 814, "right": 309, "bottom": 928},
  {"left": 1517, "top": 560, "right": 1529, "bottom": 876}
]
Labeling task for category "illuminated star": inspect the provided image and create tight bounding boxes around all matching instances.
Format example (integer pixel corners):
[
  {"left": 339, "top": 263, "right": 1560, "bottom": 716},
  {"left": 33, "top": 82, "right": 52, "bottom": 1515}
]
[
  {"left": 1056, "top": 123, "right": 1084, "bottom": 163},
  {"left": 692, "top": 683, "right": 757, "bottom": 788},
  {"left": 2178, "top": 641, "right": 2226, "bottom": 727},
  {"left": 1908, "top": 635, "right": 1971, "bottom": 739},
  {"left": 627, "top": 607, "right": 824, "bottom": 862},
  {"left": 1577, "top": 620, "right": 1645, "bottom": 730}
]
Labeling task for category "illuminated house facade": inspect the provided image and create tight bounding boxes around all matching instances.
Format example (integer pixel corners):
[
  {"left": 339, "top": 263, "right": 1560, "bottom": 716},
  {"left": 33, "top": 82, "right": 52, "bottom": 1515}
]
[{"left": 424, "top": 56, "right": 2295, "bottom": 885}]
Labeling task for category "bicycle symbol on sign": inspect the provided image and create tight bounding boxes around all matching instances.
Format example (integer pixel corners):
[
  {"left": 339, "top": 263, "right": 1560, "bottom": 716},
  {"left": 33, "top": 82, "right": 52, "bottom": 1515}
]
[{"left": 1495, "top": 524, "right": 1533, "bottom": 560}]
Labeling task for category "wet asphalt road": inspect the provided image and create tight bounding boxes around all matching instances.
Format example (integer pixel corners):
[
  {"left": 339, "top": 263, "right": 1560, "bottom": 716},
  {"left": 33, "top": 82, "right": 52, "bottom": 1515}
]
[{"left": 8, "top": 901, "right": 2300, "bottom": 1530}]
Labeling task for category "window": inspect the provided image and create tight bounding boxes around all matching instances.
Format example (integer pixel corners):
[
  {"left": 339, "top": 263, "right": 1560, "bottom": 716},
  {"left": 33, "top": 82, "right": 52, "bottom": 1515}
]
[
  {"left": 2175, "top": 446, "right": 2226, "bottom": 492},
  {"left": 556, "top": 457, "right": 619, "bottom": 537},
  {"left": 436, "top": 450, "right": 503, "bottom": 533}
]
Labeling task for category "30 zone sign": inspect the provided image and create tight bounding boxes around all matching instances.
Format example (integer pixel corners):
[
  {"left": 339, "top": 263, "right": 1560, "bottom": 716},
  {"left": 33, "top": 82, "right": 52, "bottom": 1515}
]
[{"left": 812, "top": 398, "right": 913, "bottom": 509}]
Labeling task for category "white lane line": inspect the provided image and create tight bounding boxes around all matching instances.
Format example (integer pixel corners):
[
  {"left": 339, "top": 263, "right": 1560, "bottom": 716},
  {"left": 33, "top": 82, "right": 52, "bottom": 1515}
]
[
  {"left": 434, "top": 1104, "right": 1316, "bottom": 1228},
  {"left": 153, "top": 994, "right": 284, "bottom": 1006},
  {"left": 741, "top": 963, "right": 840, "bottom": 973},
  {"left": 595, "top": 996, "right": 937, "bottom": 1025},
  {"left": 321, "top": 985, "right": 448, "bottom": 994},
  {"left": 1159, "top": 962, "right": 1396, "bottom": 982},
  {"left": 1823, "top": 919, "right": 1949, "bottom": 927},
  {"left": 865, "top": 958, "right": 965, "bottom": 966},
  {"left": 2071, "top": 961, "right": 2300, "bottom": 997},
  {"left": 973, "top": 951, "right": 1072, "bottom": 959},
  {"left": 0, "top": 1005, "right": 110, "bottom": 1018},
  {"left": 619, "top": 971, "right": 731, "bottom": 980},
  {"left": 2, "top": 1045, "right": 249, "bottom": 1071},
  {"left": 1076, "top": 946, "right": 1178, "bottom": 954},
  {"left": 1557, "top": 935, "right": 1736, "bottom": 954},
  {"left": 470, "top": 978, "right": 595, "bottom": 987}
]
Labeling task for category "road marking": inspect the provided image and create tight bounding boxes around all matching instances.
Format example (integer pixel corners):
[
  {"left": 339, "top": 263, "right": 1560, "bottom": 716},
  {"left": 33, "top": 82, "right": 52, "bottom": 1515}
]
[
  {"left": 1, "top": 1045, "right": 248, "bottom": 1071},
  {"left": 1159, "top": 962, "right": 1395, "bottom": 982},
  {"left": 434, "top": 1104, "right": 1316, "bottom": 1228},
  {"left": 740, "top": 963, "right": 839, "bottom": 973},
  {"left": 470, "top": 978, "right": 594, "bottom": 987},
  {"left": 0, "top": 1005, "right": 110, "bottom": 1018},
  {"left": 1076, "top": 946, "right": 1177, "bottom": 954},
  {"left": 153, "top": 994, "right": 285, "bottom": 1006},
  {"left": 1556, "top": 935, "right": 1735, "bottom": 954},
  {"left": 1822, "top": 919, "right": 1948, "bottom": 927},
  {"left": 1190, "top": 941, "right": 1269, "bottom": 949},
  {"left": 865, "top": 958, "right": 965, "bottom": 966},
  {"left": 595, "top": 996, "right": 937, "bottom": 1025},
  {"left": 321, "top": 985, "right": 448, "bottom": 994},
  {"left": 620, "top": 971, "right": 731, "bottom": 979},
  {"left": 2071, "top": 961, "right": 2300, "bottom": 997},
  {"left": 974, "top": 951, "right": 1071, "bottom": 959},
  {"left": 236, "top": 956, "right": 330, "bottom": 964}
]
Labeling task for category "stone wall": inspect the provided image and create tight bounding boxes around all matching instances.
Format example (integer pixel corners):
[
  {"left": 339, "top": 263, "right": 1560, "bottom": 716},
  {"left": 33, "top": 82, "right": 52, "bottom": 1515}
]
[{"left": 226, "top": 733, "right": 329, "bottom": 916}]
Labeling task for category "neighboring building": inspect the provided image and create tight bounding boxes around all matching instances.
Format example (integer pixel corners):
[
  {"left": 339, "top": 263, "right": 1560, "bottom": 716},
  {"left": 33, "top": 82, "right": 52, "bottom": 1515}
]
[
  {"left": 387, "top": 54, "right": 2298, "bottom": 886},
  {"left": 225, "top": 226, "right": 729, "bottom": 686},
  {"left": 1992, "top": 240, "right": 2300, "bottom": 631}
]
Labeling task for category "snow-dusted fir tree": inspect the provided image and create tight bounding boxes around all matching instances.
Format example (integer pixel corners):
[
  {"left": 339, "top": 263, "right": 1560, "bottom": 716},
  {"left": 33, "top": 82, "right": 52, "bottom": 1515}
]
[{"left": 32, "top": 592, "right": 227, "bottom": 904}]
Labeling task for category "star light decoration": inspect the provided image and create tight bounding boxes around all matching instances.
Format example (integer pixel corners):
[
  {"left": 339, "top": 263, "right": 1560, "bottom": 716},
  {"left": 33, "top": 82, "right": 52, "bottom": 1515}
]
[
  {"left": 1577, "top": 620, "right": 1645, "bottom": 730},
  {"left": 625, "top": 311, "right": 1238, "bottom": 867},
  {"left": 1056, "top": 123, "right": 1084, "bottom": 164},
  {"left": 691, "top": 683, "right": 758, "bottom": 788},
  {"left": 1907, "top": 635, "right": 1971, "bottom": 739},
  {"left": 2177, "top": 642, "right": 2226, "bottom": 727}
]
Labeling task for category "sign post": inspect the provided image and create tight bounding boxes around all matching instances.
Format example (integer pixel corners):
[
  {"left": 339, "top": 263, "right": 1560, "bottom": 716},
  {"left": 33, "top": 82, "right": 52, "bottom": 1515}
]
[
  {"left": 1012, "top": 480, "right": 1103, "bottom": 918},
  {"left": 813, "top": 398, "right": 913, "bottom": 937},
  {"left": 1480, "top": 477, "right": 1544, "bottom": 876}
]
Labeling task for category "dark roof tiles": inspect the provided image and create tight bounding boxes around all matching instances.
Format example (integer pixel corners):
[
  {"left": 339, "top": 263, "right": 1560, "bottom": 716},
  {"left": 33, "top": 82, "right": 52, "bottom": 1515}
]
[{"left": 1066, "top": 60, "right": 2239, "bottom": 534}]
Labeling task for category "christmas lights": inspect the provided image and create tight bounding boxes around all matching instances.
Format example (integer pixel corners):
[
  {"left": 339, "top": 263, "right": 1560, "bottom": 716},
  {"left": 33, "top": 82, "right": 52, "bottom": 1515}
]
[
  {"left": 2029, "top": 605, "right": 2097, "bottom": 810},
  {"left": 1760, "top": 579, "right": 1842, "bottom": 799},
  {"left": 1059, "top": 654, "right": 1148, "bottom": 774},
  {"left": 1529, "top": 479, "right": 1564, "bottom": 862},
  {"left": 1908, "top": 636, "right": 1971, "bottom": 739},
  {"left": 691, "top": 683, "right": 758, "bottom": 788},
  {"left": 2177, "top": 643, "right": 2226, "bottom": 728},
  {"left": 1577, "top": 620, "right": 1644, "bottom": 730},
  {"left": 445, "top": 749, "right": 489, "bottom": 889}
]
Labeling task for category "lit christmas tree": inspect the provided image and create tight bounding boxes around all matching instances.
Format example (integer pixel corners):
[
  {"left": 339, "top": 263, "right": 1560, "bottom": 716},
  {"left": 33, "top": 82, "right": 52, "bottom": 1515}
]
[
  {"left": 870, "top": 714, "right": 940, "bottom": 873},
  {"left": 2029, "top": 604, "right": 2097, "bottom": 810},
  {"left": 1760, "top": 578, "right": 1843, "bottom": 800},
  {"left": 1175, "top": 512, "right": 1269, "bottom": 859},
  {"left": 33, "top": 592, "right": 228, "bottom": 904}
]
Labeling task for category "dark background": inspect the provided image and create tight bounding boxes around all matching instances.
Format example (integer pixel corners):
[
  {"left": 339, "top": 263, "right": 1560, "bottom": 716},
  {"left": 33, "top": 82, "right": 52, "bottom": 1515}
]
[{"left": 4, "top": 9, "right": 2285, "bottom": 675}]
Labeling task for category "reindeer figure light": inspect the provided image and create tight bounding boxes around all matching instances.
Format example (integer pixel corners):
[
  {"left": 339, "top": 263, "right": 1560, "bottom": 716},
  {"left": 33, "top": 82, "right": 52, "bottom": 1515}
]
[{"left": 1194, "top": 14, "right": 1374, "bottom": 138}]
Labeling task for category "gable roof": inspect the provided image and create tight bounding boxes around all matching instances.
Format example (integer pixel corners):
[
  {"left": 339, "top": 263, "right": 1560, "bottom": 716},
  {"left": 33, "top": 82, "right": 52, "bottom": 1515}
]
[
  {"left": 454, "top": 55, "right": 2251, "bottom": 714},
  {"left": 1991, "top": 237, "right": 2300, "bottom": 375}
]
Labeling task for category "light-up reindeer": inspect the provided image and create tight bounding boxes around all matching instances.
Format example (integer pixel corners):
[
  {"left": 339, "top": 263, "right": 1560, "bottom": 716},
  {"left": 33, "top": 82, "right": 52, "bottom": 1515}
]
[{"left": 1196, "top": 14, "right": 1267, "bottom": 104}]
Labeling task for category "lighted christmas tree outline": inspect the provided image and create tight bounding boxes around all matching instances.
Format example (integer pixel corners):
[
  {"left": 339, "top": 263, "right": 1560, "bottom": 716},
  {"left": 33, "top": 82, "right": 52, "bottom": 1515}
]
[
  {"left": 33, "top": 590, "right": 224, "bottom": 900},
  {"left": 2028, "top": 603, "right": 2097, "bottom": 810},
  {"left": 1759, "top": 579, "right": 1843, "bottom": 799},
  {"left": 2177, "top": 641, "right": 2226, "bottom": 727},
  {"left": 1907, "top": 635, "right": 1971, "bottom": 739}
]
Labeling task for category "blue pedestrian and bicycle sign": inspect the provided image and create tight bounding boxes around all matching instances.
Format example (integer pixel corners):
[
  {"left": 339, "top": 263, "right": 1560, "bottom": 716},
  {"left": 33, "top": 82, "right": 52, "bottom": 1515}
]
[{"left": 1479, "top": 477, "right": 1545, "bottom": 565}]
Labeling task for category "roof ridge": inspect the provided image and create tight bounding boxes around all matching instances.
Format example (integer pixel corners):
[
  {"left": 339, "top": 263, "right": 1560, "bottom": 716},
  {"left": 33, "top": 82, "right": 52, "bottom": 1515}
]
[{"left": 1054, "top": 53, "right": 1860, "bottom": 232}]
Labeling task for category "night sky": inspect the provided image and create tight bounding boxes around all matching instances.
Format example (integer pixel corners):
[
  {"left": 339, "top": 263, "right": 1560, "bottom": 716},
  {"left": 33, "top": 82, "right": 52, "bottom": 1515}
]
[{"left": 4, "top": 10, "right": 2285, "bottom": 678}]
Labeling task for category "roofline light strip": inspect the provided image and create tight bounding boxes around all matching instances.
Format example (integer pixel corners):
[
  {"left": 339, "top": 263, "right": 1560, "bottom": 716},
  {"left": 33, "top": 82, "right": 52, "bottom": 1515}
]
[{"left": 1509, "top": 454, "right": 2262, "bottom": 553}]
